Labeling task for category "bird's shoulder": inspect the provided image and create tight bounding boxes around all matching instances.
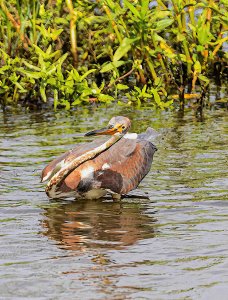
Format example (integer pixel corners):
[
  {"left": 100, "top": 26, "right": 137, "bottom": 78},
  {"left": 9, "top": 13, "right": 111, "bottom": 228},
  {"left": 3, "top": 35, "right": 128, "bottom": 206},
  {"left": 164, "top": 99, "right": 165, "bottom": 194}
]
[{"left": 94, "top": 134, "right": 157, "bottom": 194}]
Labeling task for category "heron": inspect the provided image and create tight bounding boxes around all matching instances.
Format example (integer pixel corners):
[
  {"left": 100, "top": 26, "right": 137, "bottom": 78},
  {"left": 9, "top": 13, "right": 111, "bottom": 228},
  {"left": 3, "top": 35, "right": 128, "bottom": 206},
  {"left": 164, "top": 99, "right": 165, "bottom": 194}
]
[{"left": 41, "top": 116, "right": 157, "bottom": 200}]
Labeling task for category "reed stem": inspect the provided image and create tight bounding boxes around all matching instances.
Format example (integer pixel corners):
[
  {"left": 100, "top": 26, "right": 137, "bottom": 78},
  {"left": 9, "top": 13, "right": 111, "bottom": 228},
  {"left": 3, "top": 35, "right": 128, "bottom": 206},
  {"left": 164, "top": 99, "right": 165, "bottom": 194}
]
[
  {"left": 66, "top": 0, "right": 78, "bottom": 67},
  {"left": 0, "top": 0, "right": 28, "bottom": 49},
  {"left": 101, "top": 2, "right": 122, "bottom": 44}
]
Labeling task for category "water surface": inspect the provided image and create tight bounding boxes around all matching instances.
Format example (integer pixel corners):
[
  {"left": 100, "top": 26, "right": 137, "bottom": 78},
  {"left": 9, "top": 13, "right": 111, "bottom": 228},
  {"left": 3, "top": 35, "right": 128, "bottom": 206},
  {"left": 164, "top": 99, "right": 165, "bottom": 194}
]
[{"left": 0, "top": 104, "right": 228, "bottom": 299}]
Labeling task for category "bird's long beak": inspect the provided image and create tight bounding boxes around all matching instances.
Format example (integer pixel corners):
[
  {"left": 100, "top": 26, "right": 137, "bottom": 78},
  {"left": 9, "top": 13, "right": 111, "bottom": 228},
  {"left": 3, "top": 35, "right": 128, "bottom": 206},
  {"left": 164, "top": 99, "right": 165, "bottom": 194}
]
[{"left": 85, "top": 126, "right": 118, "bottom": 136}]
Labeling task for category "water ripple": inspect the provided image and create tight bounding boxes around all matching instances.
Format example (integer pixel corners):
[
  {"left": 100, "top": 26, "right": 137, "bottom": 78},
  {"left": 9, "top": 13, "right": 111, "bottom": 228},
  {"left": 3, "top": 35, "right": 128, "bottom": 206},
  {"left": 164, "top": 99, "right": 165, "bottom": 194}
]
[{"left": 0, "top": 108, "right": 228, "bottom": 299}]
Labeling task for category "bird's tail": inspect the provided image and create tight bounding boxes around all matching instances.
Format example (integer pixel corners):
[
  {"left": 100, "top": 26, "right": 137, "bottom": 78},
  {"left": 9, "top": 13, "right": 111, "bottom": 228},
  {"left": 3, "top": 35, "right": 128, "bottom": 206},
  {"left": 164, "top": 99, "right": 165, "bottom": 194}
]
[{"left": 138, "top": 127, "right": 159, "bottom": 141}]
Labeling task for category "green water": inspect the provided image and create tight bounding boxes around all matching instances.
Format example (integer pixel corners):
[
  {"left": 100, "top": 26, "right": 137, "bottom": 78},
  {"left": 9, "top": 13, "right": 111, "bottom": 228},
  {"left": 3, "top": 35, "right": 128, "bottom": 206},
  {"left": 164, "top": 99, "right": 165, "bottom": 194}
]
[{"left": 0, "top": 103, "right": 228, "bottom": 299}]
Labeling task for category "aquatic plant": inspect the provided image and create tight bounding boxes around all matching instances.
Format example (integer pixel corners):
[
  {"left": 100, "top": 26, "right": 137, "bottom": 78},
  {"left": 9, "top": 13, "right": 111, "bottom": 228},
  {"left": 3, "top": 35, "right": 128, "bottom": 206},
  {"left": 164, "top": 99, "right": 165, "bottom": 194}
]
[{"left": 0, "top": 0, "right": 227, "bottom": 109}]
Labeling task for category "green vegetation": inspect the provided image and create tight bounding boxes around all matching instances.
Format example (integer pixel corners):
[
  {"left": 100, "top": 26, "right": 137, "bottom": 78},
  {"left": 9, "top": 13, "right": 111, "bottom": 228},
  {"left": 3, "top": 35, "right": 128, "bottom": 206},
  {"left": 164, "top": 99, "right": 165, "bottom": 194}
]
[{"left": 0, "top": 0, "right": 227, "bottom": 109}]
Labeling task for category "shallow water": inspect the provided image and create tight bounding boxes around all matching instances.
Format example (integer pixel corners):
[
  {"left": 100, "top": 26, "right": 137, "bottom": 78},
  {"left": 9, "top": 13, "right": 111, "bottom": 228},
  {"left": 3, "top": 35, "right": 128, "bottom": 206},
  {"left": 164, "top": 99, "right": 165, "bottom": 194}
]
[{"left": 0, "top": 104, "right": 228, "bottom": 299}]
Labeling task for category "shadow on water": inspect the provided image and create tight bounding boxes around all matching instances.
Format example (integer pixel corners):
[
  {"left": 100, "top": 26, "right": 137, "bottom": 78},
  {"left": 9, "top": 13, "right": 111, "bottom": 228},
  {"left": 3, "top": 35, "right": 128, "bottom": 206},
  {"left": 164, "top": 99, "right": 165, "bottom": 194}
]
[{"left": 42, "top": 197, "right": 158, "bottom": 251}]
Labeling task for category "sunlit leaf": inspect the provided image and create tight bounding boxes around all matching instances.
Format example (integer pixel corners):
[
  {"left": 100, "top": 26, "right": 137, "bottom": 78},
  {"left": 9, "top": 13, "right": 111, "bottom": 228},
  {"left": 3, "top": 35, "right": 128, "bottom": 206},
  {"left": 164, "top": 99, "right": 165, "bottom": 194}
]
[
  {"left": 22, "top": 60, "right": 41, "bottom": 71},
  {"left": 100, "top": 61, "right": 126, "bottom": 73},
  {"left": 155, "top": 19, "right": 174, "bottom": 31},
  {"left": 14, "top": 82, "right": 27, "bottom": 93},
  {"left": 198, "top": 74, "right": 209, "bottom": 85},
  {"left": 197, "top": 24, "right": 213, "bottom": 45},
  {"left": 124, "top": 0, "right": 140, "bottom": 18},
  {"left": 194, "top": 61, "right": 201, "bottom": 73},
  {"left": 141, "top": 0, "right": 149, "bottom": 19},
  {"left": 151, "top": 88, "right": 161, "bottom": 105},
  {"left": 98, "top": 94, "right": 115, "bottom": 102},
  {"left": 116, "top": 84, "right": 129, "bottom": 90},
  {"left": 54, "top": 53, "right": 68, "bottom": 67},
  {"left": 51, "top": 29, "right": 63, "bottom": 41},
  {"left": 156, "top": 11, "right": 171, "bottom": 19},
  {"left": 113, "top": 38, "right": 137, "bottom": 62},
  {"left": 80, "top": 69, "right": 96, "bottom": 81},
  {"left": 40, "top": 83, "right": 47, "bottom": 102},
  {"left": 18, "top": 69, "right": 42, "bottom": 79},
  {"left": 177, "top": 33, "right": 185, "bottom": 42}
]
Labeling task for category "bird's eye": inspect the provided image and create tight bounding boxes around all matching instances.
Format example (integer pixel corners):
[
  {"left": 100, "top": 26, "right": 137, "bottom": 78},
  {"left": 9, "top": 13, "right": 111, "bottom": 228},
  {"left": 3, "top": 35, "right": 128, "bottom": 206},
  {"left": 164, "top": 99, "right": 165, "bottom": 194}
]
[{"left": 122, "top": 126, "right": 125, "bottom": 129}]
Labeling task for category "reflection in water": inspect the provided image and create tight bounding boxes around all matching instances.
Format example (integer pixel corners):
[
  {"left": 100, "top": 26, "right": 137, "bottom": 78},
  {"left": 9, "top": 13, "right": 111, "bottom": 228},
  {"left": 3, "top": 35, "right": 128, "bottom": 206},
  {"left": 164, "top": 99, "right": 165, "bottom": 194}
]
[
  {"left": 1, "top": 103, "right": 228, "bottom": 299},
  {"left": 42, "top": 198, "right": 157, "bottom": 251}
]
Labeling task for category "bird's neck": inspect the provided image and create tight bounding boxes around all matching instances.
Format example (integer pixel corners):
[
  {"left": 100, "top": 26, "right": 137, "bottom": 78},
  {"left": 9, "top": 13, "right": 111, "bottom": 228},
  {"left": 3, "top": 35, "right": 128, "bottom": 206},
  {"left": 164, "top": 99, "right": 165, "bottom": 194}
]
[{"left": 45, "top": 134, "right": 123, "bottom": 197}]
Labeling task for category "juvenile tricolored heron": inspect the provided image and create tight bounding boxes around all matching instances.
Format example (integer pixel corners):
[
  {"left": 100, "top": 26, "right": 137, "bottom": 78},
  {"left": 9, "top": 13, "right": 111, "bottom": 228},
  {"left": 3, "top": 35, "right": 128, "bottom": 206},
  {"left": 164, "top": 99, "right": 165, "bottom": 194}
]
[{"left": 41, "top": 116, "right": 157, "bottom": 199}]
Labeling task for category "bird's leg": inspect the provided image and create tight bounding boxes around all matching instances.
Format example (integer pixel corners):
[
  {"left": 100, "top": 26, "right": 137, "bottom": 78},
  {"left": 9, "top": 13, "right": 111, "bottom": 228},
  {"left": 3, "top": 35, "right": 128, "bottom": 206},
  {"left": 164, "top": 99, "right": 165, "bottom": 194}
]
[{"left": 111, "top": 193, "right": 122, "bottom": 201}]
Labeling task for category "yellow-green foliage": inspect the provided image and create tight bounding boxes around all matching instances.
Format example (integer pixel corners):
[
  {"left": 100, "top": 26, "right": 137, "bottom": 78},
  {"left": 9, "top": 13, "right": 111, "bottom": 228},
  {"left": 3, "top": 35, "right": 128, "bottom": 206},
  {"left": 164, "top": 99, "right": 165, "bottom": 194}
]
[{"left": 0, "top": 0, "right": 227, "bottom": 109}]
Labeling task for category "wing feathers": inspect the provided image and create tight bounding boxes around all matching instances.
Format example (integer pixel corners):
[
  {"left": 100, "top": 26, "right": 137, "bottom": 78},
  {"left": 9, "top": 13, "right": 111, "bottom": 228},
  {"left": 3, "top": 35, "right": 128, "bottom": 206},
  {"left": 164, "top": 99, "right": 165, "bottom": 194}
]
[
  {"left": 92, "top": 138, "right": 156, "bottom": 194},
  {"left": 41, "top": 129, "right": 157, "bottom": 196}
]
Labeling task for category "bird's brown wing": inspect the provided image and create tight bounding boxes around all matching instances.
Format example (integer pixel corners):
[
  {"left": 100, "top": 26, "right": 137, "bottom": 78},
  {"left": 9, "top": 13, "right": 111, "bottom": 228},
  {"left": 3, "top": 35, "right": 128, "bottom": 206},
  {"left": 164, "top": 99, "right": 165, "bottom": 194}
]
[
  {"left": 41, "top": 137, "right": 107, "bottom": 182},
  {"left": 42, "top": 133, "right": 157, "bottom": 196},
  {"left": 93, "top": 137, "right": 157, "bottom": 194}
]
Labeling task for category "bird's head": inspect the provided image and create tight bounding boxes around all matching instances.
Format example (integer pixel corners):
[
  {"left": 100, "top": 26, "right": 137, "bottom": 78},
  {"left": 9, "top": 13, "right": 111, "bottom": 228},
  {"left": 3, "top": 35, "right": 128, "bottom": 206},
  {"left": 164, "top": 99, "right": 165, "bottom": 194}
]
[{"left": 85, "top": 116, "right": 131, "bottom": 137}]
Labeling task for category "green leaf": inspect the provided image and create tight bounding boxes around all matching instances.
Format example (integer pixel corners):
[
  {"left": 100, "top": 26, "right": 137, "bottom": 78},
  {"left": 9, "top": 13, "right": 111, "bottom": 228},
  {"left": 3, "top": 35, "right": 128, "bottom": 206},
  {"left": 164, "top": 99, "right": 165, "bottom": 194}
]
[
  {"left": 197, "top": 25, "right": 213, "bottom": 45},
  {"left": 81, "top": 88, "right": 93, "bottom": 97},
  {"left": 141, "top": 84, "right": 147, "bottom": 95},
  {"left": 14, "top": 82, "right": 27, "bottom": 93},
  {"left": 154, "top": 78, "right": 162, "bottom": 86},
  {"left": 105, "top": 0, "right": 116, "bottom": 10},
  {"left": 51, "top": 29, "right": 63, "bottom": 41},
  {"left": 0, "top": 65, "right": 10, "bottom": 74},
  {"left": 134, "top": 86, "right": 141, "bottom": 93},
  {"left": 196, "top": 45, "right": 204, "bottom": 52},
  {"left": 72, "top": 98, "right": 82, "bottom": 106},
  {"left": 177, "top": 33, "right": 185, "bottom": 42},
  {"left": 40, "top": 83, "right": 47, "bottom": 102},
  {"left": 47, "top": 78, "right": 57, "bottom": 85},
  {"left": 155, "top": 19, "right": 174, "bottom": 31},
  {"left": 100, "top": 60, "right": 126, "bottom": 73},
  {"left": 194, "top": 60, "right": 201, "bottom": 73},
  {"left": 153, "top": 33, "right": 164, "bottom": 42},
  {"left": 188, "top": 24, "right": 196, "bottom": 32},
  {"left": 63, "top": 100, "right": 71, "bottom": 110},
  {"left": 22, "top": 60, "right": 41, "bottom": 71},
  {"left": 71, "top": 69, "right": 80, "bottom": 81},
  {"left": 98, "top": 94, "right": 115, "bottom": 102},
  {"left": 54, "top": 53, "right": 68, "bottom": 67},
  {"left": 198, "top": 74, "right": 209, "bottom": 85},
  {"left": 18, "top": 68, "right": 42, "bottom": 79},
  {"left": 162, "top": 99, "right": 173, "bottom": 107},
  {"left": 84, "top": 16, "right": 105, "bottom": 25},
  {"left": 56, "top": 65, "right": 64, "bottom": 81},
  {"left": 33, "top": 45, "right": 61, "bottom": 60},
  {"left": 80, "top": 69, "right": 96, "bottom": 81},
  {"left": 151, "top": 88, "right": 161, "bottom": 105},
  {"left": 46, "top": 65, "right": 57, "bottom": 75},
  {"left": 179, "top": 54, "right": 187, "bottom": 62},
  {"left": 38, "top": 54, "right": 45, "bottom": 71},
  {"left": 155, "top": 11, "right": 171, "bottom": 19},
  {"left": 124, "top": 0, "right": 140, "bottom": 18},
  {"left": 46, "top": 45, "right": 52, "bottom": 55},
  {"left": 141, "top": 0, "right": 149, "bottom": 19},
  {"left": 116, "top": 84, "right": 129, "bottom": 90},
  {"left": 33, "top": 44, "right": 46, "bottom": 57},
  {"left": 54, "top": 17, "right": 69, "bottom": 25},
  {"left": 113, "top": 38, "right": 137, "bottom": 62}
]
